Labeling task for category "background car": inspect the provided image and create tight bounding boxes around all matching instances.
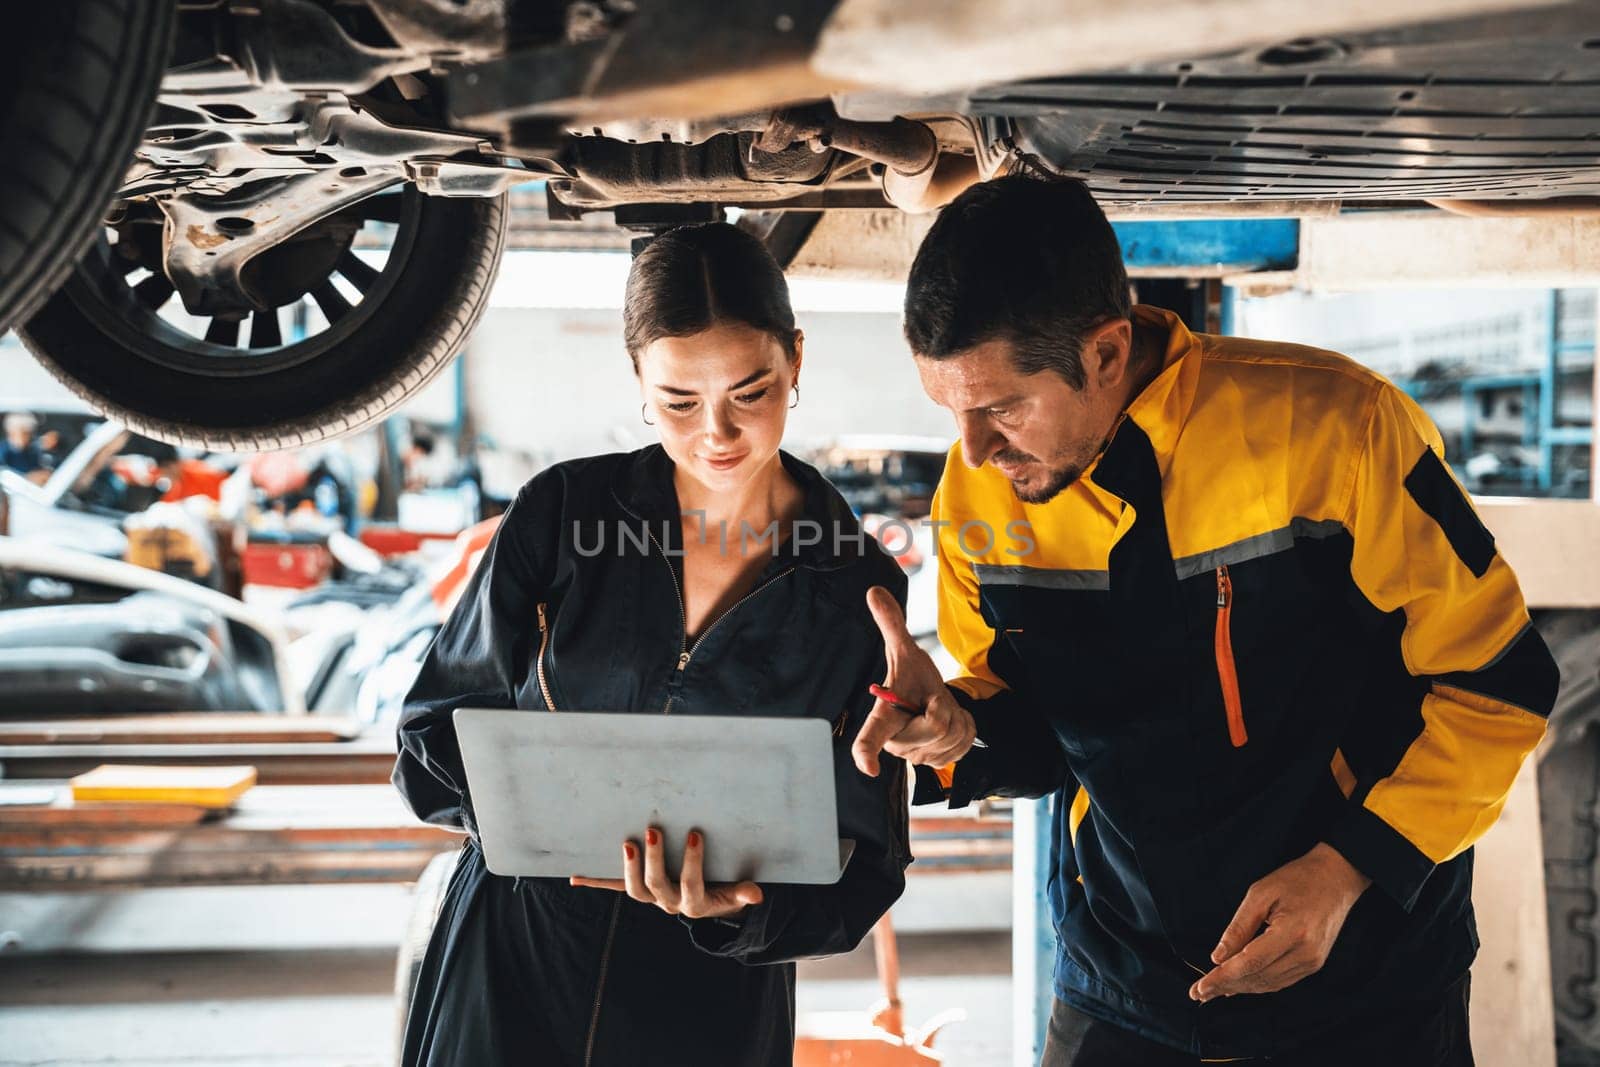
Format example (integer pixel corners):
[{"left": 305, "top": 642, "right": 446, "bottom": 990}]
[
  {"left": 0, "top": 537, "right": 300, "bottom": 716},
  {"left": 805, "top": 436, "right": 952, "bottom": 519}
]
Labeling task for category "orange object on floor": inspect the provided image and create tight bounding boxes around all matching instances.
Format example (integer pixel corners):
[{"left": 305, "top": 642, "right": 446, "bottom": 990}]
[{"left": 794, "top": 913, "right": 962, "bottom": 1066}]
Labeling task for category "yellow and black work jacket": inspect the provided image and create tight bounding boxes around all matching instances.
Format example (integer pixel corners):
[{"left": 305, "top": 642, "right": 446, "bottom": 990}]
[{"left": 918, "top": 306, "right": 1559, "bottom": 1060}]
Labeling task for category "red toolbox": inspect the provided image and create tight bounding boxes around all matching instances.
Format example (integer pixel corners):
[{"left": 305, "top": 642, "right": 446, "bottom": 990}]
[{"left": 241, "top": 540, "right": 334, "bottom": 589}]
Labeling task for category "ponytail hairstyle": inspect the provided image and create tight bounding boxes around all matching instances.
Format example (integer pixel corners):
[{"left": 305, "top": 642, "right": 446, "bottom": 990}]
[{"left": 623, "top": 222, "right": 799, "bottom": 371}]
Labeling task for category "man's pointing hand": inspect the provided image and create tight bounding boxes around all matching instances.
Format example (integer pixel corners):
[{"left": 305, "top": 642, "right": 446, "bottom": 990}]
[{"left": 851, "top": 585, "right": 977, "bottom": 777}]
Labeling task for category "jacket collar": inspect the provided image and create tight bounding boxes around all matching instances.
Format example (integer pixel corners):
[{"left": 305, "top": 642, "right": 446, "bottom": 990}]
[
  {"left": 1091, "top": 305, "right": 1204, "bottom": 502},
  {"left": 610, "top": 445, "right": 865, "bottom": 572}
]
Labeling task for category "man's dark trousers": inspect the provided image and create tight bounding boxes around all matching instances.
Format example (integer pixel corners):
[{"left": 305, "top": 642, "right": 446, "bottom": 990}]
[{"left": 1039, "top": 974, "right": 1473, "bottom": 1066}]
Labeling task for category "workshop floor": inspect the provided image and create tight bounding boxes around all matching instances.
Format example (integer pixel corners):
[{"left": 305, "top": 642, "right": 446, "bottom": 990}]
[{"left": 0, "top": 886, "right": 1012, "bottom": 1066}]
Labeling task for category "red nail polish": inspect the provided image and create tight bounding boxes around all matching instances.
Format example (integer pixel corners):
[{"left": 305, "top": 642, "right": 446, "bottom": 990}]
[
  {"left": 646, "top": 828, "right": 659, "bottom": 846},
  {"left": 624, "top": 843, "right": 636, "bottom": 860},
  {"left": 688, "top": 831, "right": 702, "bottom": 848}
]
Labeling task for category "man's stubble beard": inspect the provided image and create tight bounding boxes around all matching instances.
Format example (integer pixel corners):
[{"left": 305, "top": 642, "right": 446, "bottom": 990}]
[
  {"left": 1001, "top": 435, "right": 1108, "bottom": 505},
  {"left": 1010, "top": 462, "right": 1082, "bottom": 505},
  {"left": 1005, "top": 323, "right": 1166, "bottom": 506}
]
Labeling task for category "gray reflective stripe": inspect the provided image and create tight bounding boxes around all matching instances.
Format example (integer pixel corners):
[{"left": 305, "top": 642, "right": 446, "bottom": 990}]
[
  {"left": 974, "top": 518, "right": 1348, "bottom": 588},
  {"left": 973, "top": 564, "right": 1110, "bottom": 591},
  {"left": 1475, "top": 620, "right": 1531, "bottom": 671},
  {"left": 1172, "top": 517, "right": 1347, "bottom": 580},
  {"left": 1433, "top": 679, "right": 1542, "bottom": 721}
]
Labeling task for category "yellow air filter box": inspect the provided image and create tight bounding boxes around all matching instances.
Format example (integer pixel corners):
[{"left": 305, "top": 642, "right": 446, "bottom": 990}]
[{"left": 69, "top": 764, "right": 257, "bottom": 809}]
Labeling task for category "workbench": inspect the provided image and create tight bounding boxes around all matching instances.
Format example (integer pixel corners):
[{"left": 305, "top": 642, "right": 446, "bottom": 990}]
[
  {"left": 0, "top": 713, "right": 1012, "bottom": 887},
  {"left": 0, "top": 782, "right": 461, "bottom": 889},
  {"left": 0, "top": 713, "right": 396, "bottom": 785}
]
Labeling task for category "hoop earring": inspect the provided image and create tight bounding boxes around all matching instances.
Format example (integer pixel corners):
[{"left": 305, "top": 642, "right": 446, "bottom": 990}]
[
  {"left": 789, "top": 385, "right": 800, "bottom": 409},
  {"left": 641, "top": 403, "right": 655, "bottom": 426}
]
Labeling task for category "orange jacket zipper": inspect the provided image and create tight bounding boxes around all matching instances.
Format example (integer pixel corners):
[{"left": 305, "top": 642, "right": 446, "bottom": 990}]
[{"left": 1215, "top": 566, "right": 1247, "bottom": 747}]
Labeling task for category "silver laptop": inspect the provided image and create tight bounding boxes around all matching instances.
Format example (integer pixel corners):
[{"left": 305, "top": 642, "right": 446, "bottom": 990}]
[{"left": 453, "top": 708, "right": 853, "bottom": 885}]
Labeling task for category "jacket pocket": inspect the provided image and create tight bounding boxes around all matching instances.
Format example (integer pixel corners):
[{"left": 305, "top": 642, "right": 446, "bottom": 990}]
[{"left": 1215, "top": 566, "right": 1247, "bottom": 747}]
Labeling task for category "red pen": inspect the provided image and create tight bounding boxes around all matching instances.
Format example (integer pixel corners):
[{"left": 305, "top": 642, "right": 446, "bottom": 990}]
[{"left": 870, "top": 683, "right": 924, "bottom": 717}]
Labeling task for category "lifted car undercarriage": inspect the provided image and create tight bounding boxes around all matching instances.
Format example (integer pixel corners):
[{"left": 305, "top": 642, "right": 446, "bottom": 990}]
[
  {"left": 123, "top": 0, "right": 1600, "bottom": 325},
  {"left": 5, "top": 0, "right": 1600, "bottom": 450}
]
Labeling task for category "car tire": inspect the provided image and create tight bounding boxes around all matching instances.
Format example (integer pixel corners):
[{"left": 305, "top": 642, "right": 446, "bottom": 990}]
[
  {"left": 19, "top": 190, "right": 507, "bottom": 451},
  {"left": 0, "top": 0, "right": 174, "bottom": 334},
  {"left": 393, "top": 849, "right": 458, "bottom": 1065},
  {"left": 1536, "top": 609, "right": 1600, "bottom": 1065}
]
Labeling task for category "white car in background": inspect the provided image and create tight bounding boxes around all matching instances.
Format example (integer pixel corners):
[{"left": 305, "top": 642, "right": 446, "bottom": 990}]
[{"left": 0, "top": 537, "right": 301, "bottom": 716}]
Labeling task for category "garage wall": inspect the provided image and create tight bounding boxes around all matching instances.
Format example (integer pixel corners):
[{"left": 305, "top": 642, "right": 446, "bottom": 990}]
[
  {"left": 0, "top": 336, "right": 80, "bottom": 406},
  {"left": 460, "top": 306, "right": 954, "bottom": 465}
]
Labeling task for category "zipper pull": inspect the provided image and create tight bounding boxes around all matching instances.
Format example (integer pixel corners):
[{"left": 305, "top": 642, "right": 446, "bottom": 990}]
[
  {"left": 1216, "top": 566, "right": 1230, "bottom": 608},
  {"left": 537, "top": 602, "right": 548, "bottom": 633},
  {"left": 676, "top": 651, "right": 691, "bottom": 672}
]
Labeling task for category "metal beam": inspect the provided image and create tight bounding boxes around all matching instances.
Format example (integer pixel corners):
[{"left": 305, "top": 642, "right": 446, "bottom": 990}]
[
  {"left": 1235, "top": 212, "right": 1600, "bottom": 293},
  {"left": 795, "top": 206, "right": 1600, "bottom": 290},
  {"left": 790, "top": 211, "right": 1308, "bottom": 281}
]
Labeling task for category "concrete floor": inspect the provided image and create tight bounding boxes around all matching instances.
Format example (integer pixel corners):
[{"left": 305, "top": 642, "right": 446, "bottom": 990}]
[{"left": 0, "top": 885, "right": 1012, "bottom": 1066}]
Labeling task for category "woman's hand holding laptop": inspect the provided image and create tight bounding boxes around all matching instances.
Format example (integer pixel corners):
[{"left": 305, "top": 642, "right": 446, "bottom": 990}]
[{"left": 570, "top": 826, "right": 764, "bottom": 919}]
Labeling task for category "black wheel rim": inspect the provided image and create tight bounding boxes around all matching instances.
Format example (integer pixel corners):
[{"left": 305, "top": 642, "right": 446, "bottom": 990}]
[{"left": 67, "top": 184, "right": 424, "bottom": 379}]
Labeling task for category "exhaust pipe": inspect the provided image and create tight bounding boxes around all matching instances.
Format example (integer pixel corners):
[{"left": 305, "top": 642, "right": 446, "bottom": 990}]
[{"left": 759, "top": 108, "right": 983, "bottom": 214}]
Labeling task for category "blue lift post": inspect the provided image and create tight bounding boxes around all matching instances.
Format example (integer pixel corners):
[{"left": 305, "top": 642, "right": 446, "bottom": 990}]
[
  {"left": 453, "top": 342, "right": 470, "bottom": 446},
  {"left": 1539, "top": 290, "right": 1595, "bottom": 494},
  {"left": 1012, "top": 795, "right": 1058, "bottom": 1064},
  {"left": 1010, "top": 218, "right": 1290, "bottom": 1066}
]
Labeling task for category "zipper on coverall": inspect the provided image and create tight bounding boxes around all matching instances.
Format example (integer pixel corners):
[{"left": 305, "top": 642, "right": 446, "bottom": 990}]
[
  {"left": 578, "top": 532, "right": 796, "bottom": 1063},
  {"left": 534, "top": 599, "right": 620, "bottom": 1067}
]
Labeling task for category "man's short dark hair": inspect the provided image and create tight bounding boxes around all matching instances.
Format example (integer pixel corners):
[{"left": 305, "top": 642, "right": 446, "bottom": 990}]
[{"left": 903, "top": 175, "right": 1131, "bottom": 389}]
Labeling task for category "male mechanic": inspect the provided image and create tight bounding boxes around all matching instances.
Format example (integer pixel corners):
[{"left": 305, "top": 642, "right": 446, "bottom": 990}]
[{"left": 853, "top": 175, "right": 1560, "bottom": 1065}]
